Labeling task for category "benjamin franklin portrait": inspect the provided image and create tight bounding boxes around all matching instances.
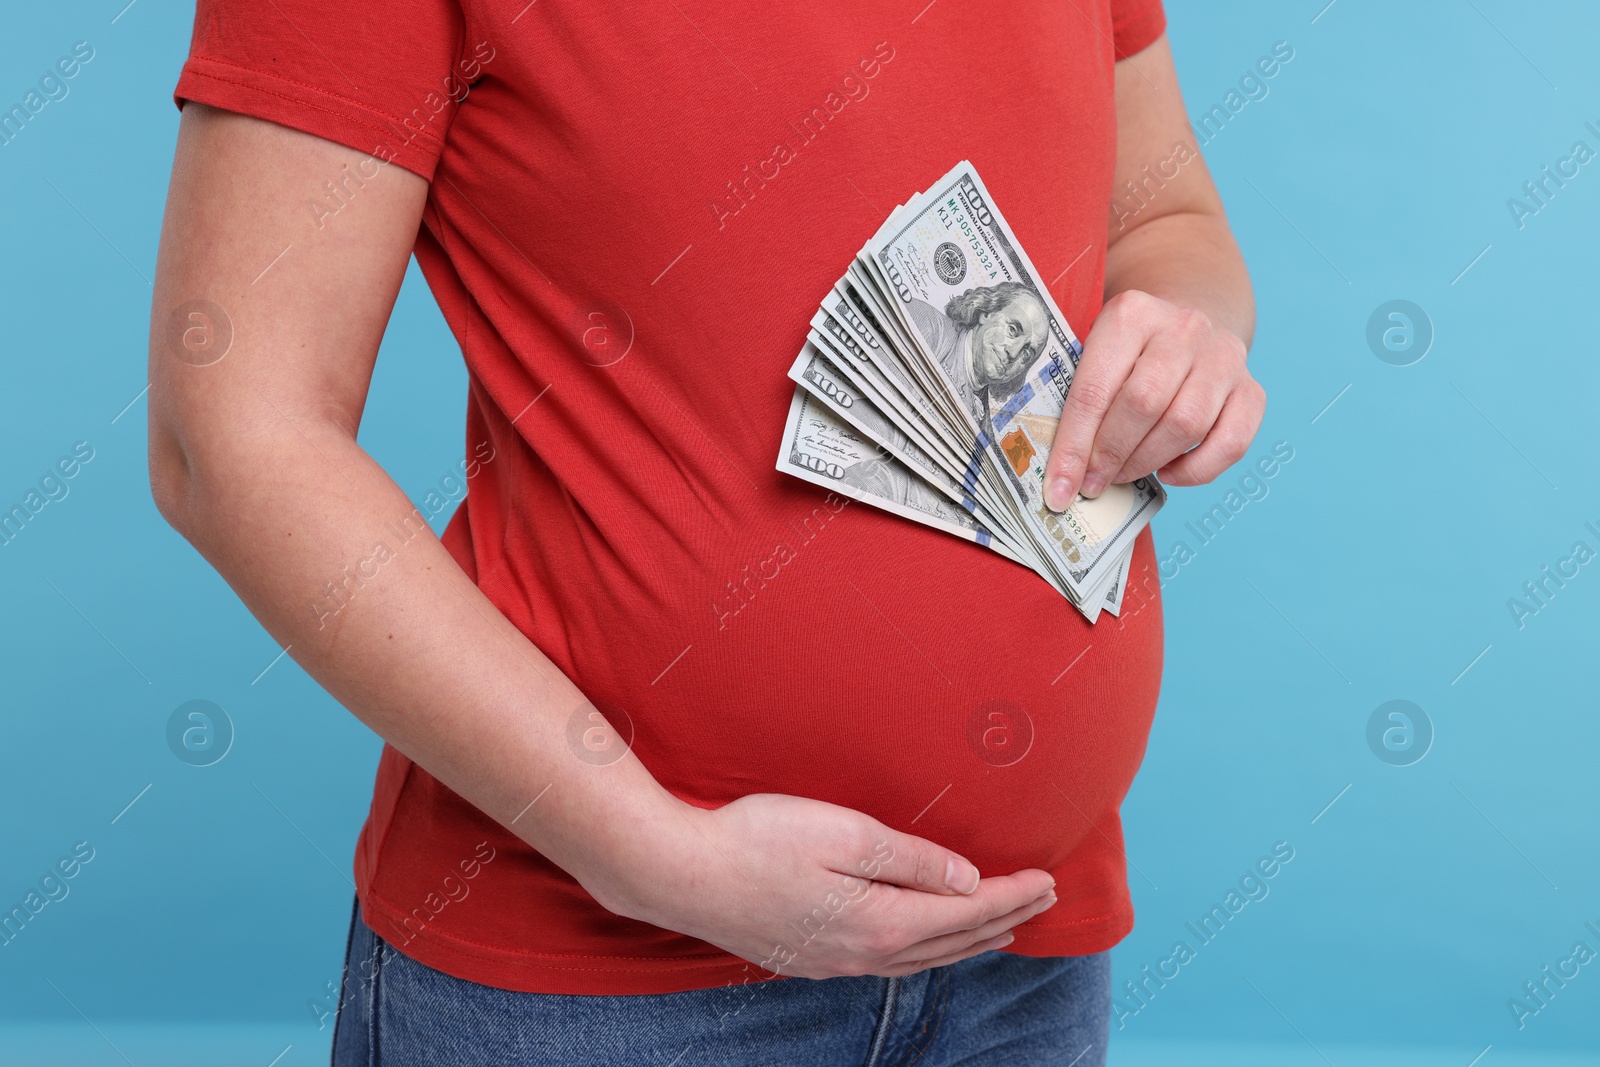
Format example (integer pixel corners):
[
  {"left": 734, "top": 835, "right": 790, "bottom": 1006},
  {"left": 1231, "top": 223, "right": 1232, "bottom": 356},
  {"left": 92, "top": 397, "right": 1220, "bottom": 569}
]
[{"left": 906, "top": 281, "right": 1050, "bottom": 427}]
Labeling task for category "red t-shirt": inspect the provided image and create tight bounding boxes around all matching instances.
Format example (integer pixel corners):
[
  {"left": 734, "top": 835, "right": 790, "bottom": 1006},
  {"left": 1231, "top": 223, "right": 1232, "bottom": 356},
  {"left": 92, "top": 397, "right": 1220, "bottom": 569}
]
[{"left": 175, "top": 0, "right": 1168, "bottom": 995}]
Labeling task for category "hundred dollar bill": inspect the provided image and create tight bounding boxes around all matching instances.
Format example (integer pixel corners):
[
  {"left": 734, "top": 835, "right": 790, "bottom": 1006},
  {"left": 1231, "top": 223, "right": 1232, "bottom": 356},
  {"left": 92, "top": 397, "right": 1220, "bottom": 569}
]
[
  {"left": 863, "top": 161, "right": 1164, "bottom": 600},
  {"left": 789, "top": 342, "right": 1029, "bottom": 558},
  {"left": 798, "top": 328, "right": 1018, "bottom": 530},
  {"left": 776, "top": 388, "right": 1022, "bottom": 560},
  {"left": 782, "top": 357, "right": 1135, "bottom": 610},
  {"left": 781, "top": 374, "right": 1133, "bottom": 611},
  {"left": 809, "top": 309, "right": 964, "bottom": 475}
]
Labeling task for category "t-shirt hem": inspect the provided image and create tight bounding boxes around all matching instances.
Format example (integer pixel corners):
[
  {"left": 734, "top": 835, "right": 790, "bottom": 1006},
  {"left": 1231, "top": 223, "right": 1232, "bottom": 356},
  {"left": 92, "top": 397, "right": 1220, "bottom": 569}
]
[
  {"left": 357, "top": 887, "right": 1134, "bottom": 995},
  {"left": 1005, "top": 898, "right": 1134, "bottom": 955},
  {"left": 173, "top": 56, "right": 447, "bottom": 182},
  {"left": 358, "top": 887, "right": 784, "bottom": 994}
]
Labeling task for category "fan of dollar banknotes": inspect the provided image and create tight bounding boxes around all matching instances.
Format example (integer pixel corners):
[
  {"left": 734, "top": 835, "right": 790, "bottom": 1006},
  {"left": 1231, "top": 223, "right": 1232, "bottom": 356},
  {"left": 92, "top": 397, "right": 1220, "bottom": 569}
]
[{"left": 775, "top": 161, "right": 1166, "bottom": 623}]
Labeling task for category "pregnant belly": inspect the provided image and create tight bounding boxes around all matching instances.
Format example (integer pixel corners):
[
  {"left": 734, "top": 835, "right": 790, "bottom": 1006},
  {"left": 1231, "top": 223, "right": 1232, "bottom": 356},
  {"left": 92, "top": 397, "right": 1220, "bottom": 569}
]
[{"left": 614, "top": 527, "right": 1165, "bottom": 880}]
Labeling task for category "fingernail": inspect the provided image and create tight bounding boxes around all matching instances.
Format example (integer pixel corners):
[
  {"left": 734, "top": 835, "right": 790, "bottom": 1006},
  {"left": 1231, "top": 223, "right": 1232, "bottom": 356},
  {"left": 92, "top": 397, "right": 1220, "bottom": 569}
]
[
  {"left": 1044, "top": 476, "right": 1074, "bottom": 513},
  {"left": 997, "top": 934, "right": 1016, "bottom": 948},
  {"left": 1080, "top": 473, "right": 1106, "bottom": 498},
  {"left": 945, "top": 857, "right": 980, "bottom": 894},
  {"left": 1040, "top": 892, "right": 1057, "bottom": 908}
]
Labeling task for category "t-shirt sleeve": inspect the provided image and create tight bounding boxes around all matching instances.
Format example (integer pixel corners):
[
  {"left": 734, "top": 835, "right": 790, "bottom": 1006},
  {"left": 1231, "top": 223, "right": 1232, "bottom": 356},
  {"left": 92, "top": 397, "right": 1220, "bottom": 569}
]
[
  {"left": 1110, "top": 0, "right": 1167, "bottom": 60},
  {"left": 172, "top": 0, "right": 476, "bottom": 182}
]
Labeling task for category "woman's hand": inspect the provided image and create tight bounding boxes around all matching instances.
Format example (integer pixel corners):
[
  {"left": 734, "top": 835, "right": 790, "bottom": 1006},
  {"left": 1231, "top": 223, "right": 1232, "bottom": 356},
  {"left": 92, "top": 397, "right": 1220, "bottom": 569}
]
[
  {"left": 1042, "top": 289, "right": 1265, "bottom": 511},
  {"left": 597, "top": 792, "right": 1058, "bottom": 980}
]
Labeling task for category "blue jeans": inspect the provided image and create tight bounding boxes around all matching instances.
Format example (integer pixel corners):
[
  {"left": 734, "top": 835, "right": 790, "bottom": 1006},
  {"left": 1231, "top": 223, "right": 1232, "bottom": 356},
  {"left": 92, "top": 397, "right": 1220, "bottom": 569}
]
[{"left": 330, "top": 895, "right": 1110, "bottom": 1066}]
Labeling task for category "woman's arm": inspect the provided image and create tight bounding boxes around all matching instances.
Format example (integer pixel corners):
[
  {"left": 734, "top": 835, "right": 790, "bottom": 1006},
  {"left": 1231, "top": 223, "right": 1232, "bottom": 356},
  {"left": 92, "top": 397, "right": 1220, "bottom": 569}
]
[
  {"left": 147, "top": 101, "right": 691, "bottom": 921},
  {"left": 1043, "top": 34, "right": 1266, "bottom": 509},
  {"left": 148, "top": 103, "right": 1054, "bottom": 979}
]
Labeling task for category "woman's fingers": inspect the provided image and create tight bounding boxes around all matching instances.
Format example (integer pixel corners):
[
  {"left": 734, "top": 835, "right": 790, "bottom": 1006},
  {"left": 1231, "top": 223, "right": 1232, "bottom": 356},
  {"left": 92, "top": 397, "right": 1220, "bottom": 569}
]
[
  {"left": 1080, "top": 337, "right": 1194, "bottom": 494},
  {"left": 879, "top": 886, "right": 1058, "bottom": 967},
  {"left": 1044, "top": 291, "right": 1258, "bottom": 507},
  {"left": 1157, "top": 378, "right": 1266, "bottom": 485},
  {"left": 870, "top": 929, "right": 1022, "bottom": 977},
  {"left": 1112, "top": 362, "right": 1232, "bottom": 484},
  {"left": 1042, "top": 292, "right": 1151, "bottom": 510}
]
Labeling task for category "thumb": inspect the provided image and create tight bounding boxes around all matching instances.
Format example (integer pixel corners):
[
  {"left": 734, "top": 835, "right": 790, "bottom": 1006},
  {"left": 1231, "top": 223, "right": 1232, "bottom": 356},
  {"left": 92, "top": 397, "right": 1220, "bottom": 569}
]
[{"left": 858, "top": 829, "right": 981, "bottom": 895}]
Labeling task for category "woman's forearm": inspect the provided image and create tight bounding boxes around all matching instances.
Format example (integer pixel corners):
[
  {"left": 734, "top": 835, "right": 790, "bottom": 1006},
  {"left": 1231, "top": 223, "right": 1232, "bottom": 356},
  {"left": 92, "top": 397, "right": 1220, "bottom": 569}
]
[{"left": 150, "top": 419, "right": 684, "bottom": 915}]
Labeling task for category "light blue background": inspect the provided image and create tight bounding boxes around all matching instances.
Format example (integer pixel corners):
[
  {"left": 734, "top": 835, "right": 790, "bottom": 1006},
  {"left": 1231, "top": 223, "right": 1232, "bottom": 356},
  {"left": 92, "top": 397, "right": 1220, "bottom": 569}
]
[{"left": 1, "top": 1, "right": 1596, "bottom": 1064}]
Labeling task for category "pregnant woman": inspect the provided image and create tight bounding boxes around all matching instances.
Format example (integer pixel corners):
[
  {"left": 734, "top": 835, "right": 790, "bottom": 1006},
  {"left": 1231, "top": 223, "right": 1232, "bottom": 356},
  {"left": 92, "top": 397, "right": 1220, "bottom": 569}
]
[{"left": 147, "top": 1, "right": 1262, "bottom": 1063}]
